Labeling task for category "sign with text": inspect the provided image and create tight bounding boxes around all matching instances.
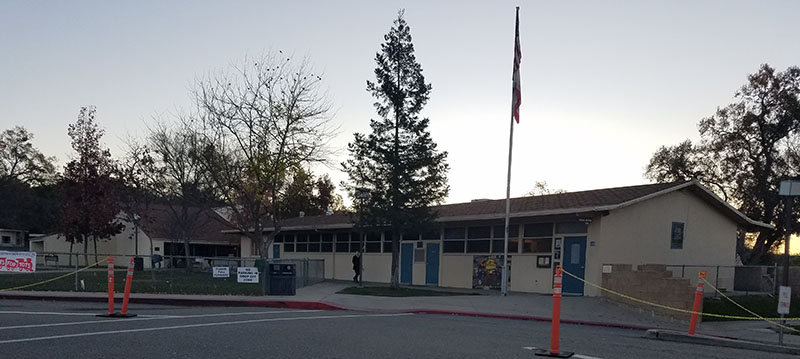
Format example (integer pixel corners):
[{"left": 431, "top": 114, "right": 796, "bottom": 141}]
[
  {"left": 0, "top": 251, "right": 36, "bottom": 273},
  {"left": 778, "top": 286, "right": 792, "bottom": 315},
  {"left": 237, "top": 267, "right": 259, "bottom": 283},
  {"left": 213, "top": 266, "right": 230, "bottom": 278}
]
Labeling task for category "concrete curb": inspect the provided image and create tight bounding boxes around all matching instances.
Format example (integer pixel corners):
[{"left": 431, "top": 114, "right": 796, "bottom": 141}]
[
  {"left": 644, "top": 329, "right": 800, "bottom": 355},
  {"left": 0, "top": 292, "right": 651, "bottom": 331}
]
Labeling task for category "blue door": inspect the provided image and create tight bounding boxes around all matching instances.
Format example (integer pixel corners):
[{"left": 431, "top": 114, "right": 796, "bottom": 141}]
[
  {"left": 401, "top": 243, "right": 413, "bottom": 284},
  {"left": 273, "top": 244, "right": 280, "bottom": 259},
  {"left": 562, "top": 236, "right": 586, "bottom": 295},
  {"left": 425, "top": 243, "right": 440, "bottom": 285}
]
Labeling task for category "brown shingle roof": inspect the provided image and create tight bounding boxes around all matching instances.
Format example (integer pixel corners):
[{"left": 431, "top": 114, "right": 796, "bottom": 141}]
[
  {"left": 269, "top": 181, "right": 699, "bottom": 230},
  {"left": 138, "top": 204, "right": 237, "bottom": 244}
]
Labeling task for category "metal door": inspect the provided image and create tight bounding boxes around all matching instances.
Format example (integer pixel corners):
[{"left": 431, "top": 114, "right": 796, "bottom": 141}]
[
  {"left": 425, "top": 243, "right": 440, "bottom": 285},
  {"left": 401, "top": 243, "right": 413, "bottom": 284},
  {"left": 562, "top": 236, "right": 586, "bottom": 295}
]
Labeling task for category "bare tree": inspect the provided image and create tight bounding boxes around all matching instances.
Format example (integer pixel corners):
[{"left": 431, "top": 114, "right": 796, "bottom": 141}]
[{"left": 192, "top": 53, "right": 334, "bottom": 258}]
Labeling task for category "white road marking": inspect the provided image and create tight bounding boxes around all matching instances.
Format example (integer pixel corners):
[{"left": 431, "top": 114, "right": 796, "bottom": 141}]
[
  {"left": 0, "top": 310, "right": 322, "bottom": 330},
  {"left": 0, "top": 313, "right": 414, "bottom": 344}
]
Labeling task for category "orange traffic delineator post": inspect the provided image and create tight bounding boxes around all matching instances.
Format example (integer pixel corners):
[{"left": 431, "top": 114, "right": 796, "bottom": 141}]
[
  {"left": 688, "top": 270, "right": 706, "bottom": 335},
  {"left": 97, "top": 256, "right": 117, "bottom": 317},
  {"left": 535, "top": 265, "right": 573, "bottom": 358},
  {"left": 117, "top": 257, "right": 137, "bottom": 318}
]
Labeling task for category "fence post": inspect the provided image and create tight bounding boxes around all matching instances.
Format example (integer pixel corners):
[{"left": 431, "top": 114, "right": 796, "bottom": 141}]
[
  {"left": 74, "top": 253, "right": 79, "bottom": 291},
  {"left": 714, "top": 266, "right": 720, "bottom": 298},
  {"left": 688, "top": 271, "right": 706, "bottom": 335}
]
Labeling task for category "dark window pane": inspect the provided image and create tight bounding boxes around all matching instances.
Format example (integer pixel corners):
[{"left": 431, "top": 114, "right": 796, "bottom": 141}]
[
  {"left": 335, "top": 242, "right": 349, "bottom": 252},
  {"left": 466, "top": 240, "right": 491, "bottom": 253},
  {"left": 321, "top": 234, "right": 333, "bottom": 242},
  {"left": 444, "top": 227, "right": 465, "bottom": 239},
  {"left": 384, "top": 231, "right": 393, "bottom": 241},
  {"left": 467, "top": 226, "right": 491, "bottom": 239},
  {"left": 524, "top": 223, "right": 553, "bottom": 237},
  {"left": 383, "top": 242, "right": 393, "bottom": 253},
  {"left": 350, "top": 242, "right": 362, "bottom": 252},
  {"left": 309, "top": 243, "right": 320, "bottom": 252},
  {"left": 296, "top": 234, "right": 308, "bottom": 242},
  {"left": 297, "top": 243, "right": 309, "bottom": 252},
  {"left": 367, "top": 232, "right": 381, "bottom": 242},
  {"left": 309, "top": 234, "right": 321, "bottom": 242},
  {"left": 671, "top": 222, "right": 684, "bottom": 249},
  {"left": 274, "top": 235, "right": 283, "bottom": 243},
  {"left": 351, "top": 232, "right": 361, "bottom": 242},
  {"left": 403, "top": 231, "right": 420, "bottom": 241},
  {"left": 337, "top": 233, "right": 350, "bottom": 242},
  {"left": 555, "top": 222, "right": 588, "bottom": 234},
  {"left": 421, "top": 229, "right": 441, "bottom": 240},
  {"left": 366, "top": 242, "right": 381, "bottom": 253},
  {"left": 443, "top": 240, "right": 465, "bottom": 253},
  {"left": 491, "top": 240, "right": 504, "bottom": 253},
  {"left": 284, "top": 234, "right": 295, "bottom": 243},
  {"left": 321, "top": 243, "right": 333, "bottom": 252},
  {"left": 284, "top": 243, "right": 295, "bottom": 252},
  {"left": 522, "top": 238, "right": 552, "bottom": 253},
  {"left": 493, "top": 225, "right": 519, "bottom": 238}
]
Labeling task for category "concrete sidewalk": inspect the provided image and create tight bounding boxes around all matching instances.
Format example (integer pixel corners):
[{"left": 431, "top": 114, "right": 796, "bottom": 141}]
[{"left": 2, "top": 280, "right": 798, "bottom": 349}]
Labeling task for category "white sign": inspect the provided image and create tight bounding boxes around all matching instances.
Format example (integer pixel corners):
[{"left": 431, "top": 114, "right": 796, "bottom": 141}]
[
  {"left": 213, "top": 266, "right": 230, "bottom": 278},
  {"left": 0, "top": 251, "right": 36, "bottom": 273},
  {"left": 237, "top": 267, "right": 259, "bottom": 283},
  {"left": 778, "top": 286, "right": 792, "bottom": 315}
]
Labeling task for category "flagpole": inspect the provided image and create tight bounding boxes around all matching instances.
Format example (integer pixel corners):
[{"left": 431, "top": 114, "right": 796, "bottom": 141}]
[
  {"left": 501, "top": 6, "right": 521, "bottom": 297},
  {"left": 501, "top": 111, "right": 514, "bottom": 296}
]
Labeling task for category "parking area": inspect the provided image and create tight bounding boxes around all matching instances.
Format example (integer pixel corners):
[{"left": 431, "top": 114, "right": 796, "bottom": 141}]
[{"left": 0, "top": 299, "right": 793, "bottom": 359}]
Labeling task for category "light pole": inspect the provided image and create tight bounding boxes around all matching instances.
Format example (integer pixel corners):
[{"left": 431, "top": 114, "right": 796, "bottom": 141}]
[{"left": 355, "top": 187, "right": 369, "bottom": 288}]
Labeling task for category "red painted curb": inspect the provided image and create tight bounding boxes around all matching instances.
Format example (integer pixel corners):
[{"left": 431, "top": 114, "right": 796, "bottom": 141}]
[{"left": 0, "top": 292, "right": 649, "bottom": 330}]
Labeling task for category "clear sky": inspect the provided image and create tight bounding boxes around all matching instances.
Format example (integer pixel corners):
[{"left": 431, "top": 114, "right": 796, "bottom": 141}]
[{"left": 2, "top": 1, "right": 799, "bottom": 207}]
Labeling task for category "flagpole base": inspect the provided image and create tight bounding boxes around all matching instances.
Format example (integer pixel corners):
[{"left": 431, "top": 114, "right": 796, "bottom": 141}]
[{"left": 533, "top": 349, "right": 573, "bottom": 358}]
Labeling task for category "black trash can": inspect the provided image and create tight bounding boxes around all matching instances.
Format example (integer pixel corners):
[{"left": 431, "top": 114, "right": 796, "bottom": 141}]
[
  {"left": 134, "top": 257, "right": 144, "bottom": 271},
  {"left": 267, "top": 263, "right": 296, "bottom": 296}
]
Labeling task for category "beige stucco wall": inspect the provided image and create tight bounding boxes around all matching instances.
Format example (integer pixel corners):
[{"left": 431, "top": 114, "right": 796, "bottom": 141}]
[
  {"left": 440, "top": 255, "right": 473, "bottom": 289},
  {"left": 510, "top": 255, "right": 553, "bottom": 293},
  {"left": 586, "top": 188, "right": 738, "bottom": 296},
  {"left": 412, "top": 261, "right": 426, "bottom": 285}
]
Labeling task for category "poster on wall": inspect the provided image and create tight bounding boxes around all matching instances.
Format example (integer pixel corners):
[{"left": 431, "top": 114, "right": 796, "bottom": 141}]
[
  {"left": 0, "top": 251, "right": 36, "bottom": 273},
  {"left": 472, "top": 255, "right": 510, "bottom": 290}
]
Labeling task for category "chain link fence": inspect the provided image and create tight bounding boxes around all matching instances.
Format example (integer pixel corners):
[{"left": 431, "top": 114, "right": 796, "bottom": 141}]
[
  {"left": 665, "top": 264, "right": 779, "bottom": 296},
  {"left": 1, "top": 252, "right": 324, "bottom": 296}
]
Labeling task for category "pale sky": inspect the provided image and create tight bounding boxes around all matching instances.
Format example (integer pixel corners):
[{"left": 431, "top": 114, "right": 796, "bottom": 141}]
[{"left": 2, "top": 1, "right": 799, "bottom": 206}]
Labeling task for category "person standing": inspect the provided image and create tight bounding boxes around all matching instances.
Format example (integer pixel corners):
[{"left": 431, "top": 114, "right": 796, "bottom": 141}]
[{"left": 352, "top": 252, "right": 361, "bottom": 283}]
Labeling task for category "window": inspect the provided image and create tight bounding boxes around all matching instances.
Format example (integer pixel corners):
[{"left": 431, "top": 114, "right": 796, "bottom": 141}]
[
  {"left": 521, "top": 223, "right": 553, "bottom": 254},
  {"left": 522, "top": 238, "right": 552, "bottom": 253},
  {"left": 350, "top": 232, "right": 363, "bottom": 252},
  {"left": 321, "top": 234, "right": 333, "bottom": 253},
  {"left": 335, "top": 232, "right": 350, "bottom": 252},
  {"left": 383, "top": 231, "right": 393, "bottom": 253},
  {"left": 295, "top": 233, "right": 308, "bottom": 252},
  {"left": 466, "top": 226, "right": 491, "bottom": 253},
  {"left": 555, "top": 222, "right": 588, "bottom": 234},
  {"left": 1, "top": 236, "right": 9, "bottom": 244},
  {"left": 671, "top": 222, "right": 685, "bottom": 249},
  {"left": 524, "top": 223, "right": 553, "bottom": 237},
  {"left": 421, "top": 228, "right": 441, "bottom": 240},
  {"left": 443, "top": 227, "right": 466, "bottom": 253},
  {"left": 273, "top": 235, "right": 283, "bottom": 243},
  {"left": 492, "top": 225, "right": 519, "bottom": 253},
  {"left": 366, "top": 232, "right": 381, "bottom": 253},
  {"left": 402, "top": 231, "right": 420, "bottom": 241}
]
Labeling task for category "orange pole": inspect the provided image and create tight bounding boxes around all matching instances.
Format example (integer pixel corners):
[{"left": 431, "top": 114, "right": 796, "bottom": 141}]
[
  {"left": 106, "top": 257, "right": 115, "bottom": 315},
  {"left": 550, "top": 265, "right": 563, "bottom": 354},
  {"left": 688, "top": 271, "right": 706, "bottom": 335},
  {"left": 121, "top": 257, "right": 135, "bottom": 315}
]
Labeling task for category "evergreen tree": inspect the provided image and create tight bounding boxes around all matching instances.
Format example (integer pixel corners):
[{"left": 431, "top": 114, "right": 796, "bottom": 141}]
[{"left": 343, "top": 10, "right": 449, "bottom": 288}]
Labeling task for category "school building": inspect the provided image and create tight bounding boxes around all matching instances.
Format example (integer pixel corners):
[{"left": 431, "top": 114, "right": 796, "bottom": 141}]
[{"left": 247, "top": 180, "right": 771, "bottom": 296}]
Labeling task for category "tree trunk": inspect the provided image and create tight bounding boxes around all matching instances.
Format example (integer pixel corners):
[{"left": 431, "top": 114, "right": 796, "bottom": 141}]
[
  {"left": 149, "top": 237, "right": 156, "bottom": 284},
  {"left": 93, "top": 235, "right": 98, "bottom": 264},
  {"left": 182, "top": 231, "right": 191, "bottom": 272},
  {"left": 390, "top": 230, "right": 400, "bottom": 289},
  {"left": 83, "top": 235, "right": 89, "bottom": 266}
]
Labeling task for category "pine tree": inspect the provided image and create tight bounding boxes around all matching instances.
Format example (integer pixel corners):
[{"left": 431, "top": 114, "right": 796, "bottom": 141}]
[{"left": 343, "top": 10, "right": 449, "bottom": 289}]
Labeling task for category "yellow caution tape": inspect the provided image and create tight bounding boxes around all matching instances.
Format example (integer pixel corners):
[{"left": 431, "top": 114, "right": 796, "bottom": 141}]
[
  {"left": 559, "top": 267, "right": 800, "bottom": 327},
  {"left": 0, "top": 259, "right": 107, "bottom": 292},
  {"left": 701, "top": 277, "right": 799, "bottom": 332}
]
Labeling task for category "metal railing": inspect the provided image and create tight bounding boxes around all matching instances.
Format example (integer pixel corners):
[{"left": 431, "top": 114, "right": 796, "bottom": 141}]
[
  {"left": 665, "top": 264, "right": 779, "bottom": 296},
  {"left": 2, "top": 251, "right": 325, "bottom": 296}
]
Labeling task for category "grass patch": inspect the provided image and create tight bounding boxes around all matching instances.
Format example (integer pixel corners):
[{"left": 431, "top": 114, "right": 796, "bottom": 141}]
[
  {"left": 0, "top": 269, "right": 264, "bottom": 296},
  {"left": 337, "top": 286, "right": 478, "bottom": 297},
  {"left": 702, "top": 295, "right": 800, "bottom": 322}
]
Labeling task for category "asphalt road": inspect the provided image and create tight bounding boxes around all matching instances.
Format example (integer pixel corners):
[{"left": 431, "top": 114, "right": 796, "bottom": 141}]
[{"left": 0, "top": 299, "right": 790, "bottom": 359}]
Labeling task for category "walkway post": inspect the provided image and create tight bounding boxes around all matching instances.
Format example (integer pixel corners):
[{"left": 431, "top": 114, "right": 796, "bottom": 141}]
[
  {"left": 688, "top": 270, "right": 706, "bottom": 335},
  {"left": 535, "top": 265, "right": 573, "bottom": 357}
]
